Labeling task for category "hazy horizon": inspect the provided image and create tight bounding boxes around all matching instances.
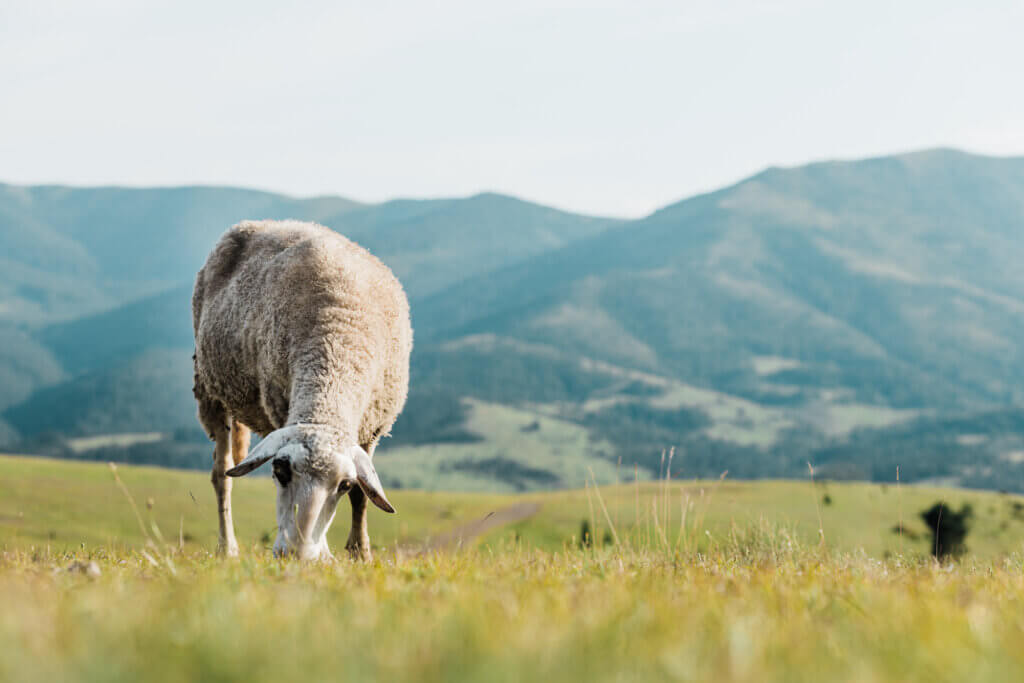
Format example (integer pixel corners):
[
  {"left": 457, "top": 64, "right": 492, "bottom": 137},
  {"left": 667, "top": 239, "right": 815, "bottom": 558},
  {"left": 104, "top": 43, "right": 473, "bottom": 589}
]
[
  {"left": 3, "top": 146, "right": 1019, "bottom": 219},
  {"left": 3, "top": 1, "right": 1023, "bottom": 217}
]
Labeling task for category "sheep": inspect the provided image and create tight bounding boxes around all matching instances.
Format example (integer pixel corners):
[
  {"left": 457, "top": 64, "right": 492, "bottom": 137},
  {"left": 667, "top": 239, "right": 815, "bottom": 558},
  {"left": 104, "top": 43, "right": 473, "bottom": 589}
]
[{"left": 191, "top": 219, "right": 412, "bottom": 560}]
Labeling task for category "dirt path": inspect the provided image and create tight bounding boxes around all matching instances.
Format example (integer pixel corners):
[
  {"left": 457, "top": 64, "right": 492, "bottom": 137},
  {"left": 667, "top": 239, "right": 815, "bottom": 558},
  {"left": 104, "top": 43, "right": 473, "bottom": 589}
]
[{"left": 416, "top": 502, "right": 542, "bottom": 553}]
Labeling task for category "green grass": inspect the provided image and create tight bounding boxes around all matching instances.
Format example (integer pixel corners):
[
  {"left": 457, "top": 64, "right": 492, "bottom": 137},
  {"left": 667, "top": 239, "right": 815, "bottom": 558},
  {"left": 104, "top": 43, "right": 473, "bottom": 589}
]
[
  {"left": 0, "top": 454, "right": 506, "bottom": 551},
  {"left": 6, "top": 454, "right": 1024, "bottom": 681},
  {"left": 5, "top": 453, "right": 1024, "bottom": 560},
  {"left": 7, "top": 542, "right": 1024, "bottom": 681},
  {"left": 488, "top": 478, "right": 1024, "bottom": 559}
]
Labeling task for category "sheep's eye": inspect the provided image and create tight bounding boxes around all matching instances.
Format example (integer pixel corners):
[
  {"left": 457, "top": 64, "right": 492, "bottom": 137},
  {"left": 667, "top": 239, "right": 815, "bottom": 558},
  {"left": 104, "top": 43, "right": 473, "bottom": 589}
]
[
  {"left": 272, "top": 458, "right": 292, "bottom": 487},
  {"left": 337, "top": 480, "right": 353, "bottom": 495}
]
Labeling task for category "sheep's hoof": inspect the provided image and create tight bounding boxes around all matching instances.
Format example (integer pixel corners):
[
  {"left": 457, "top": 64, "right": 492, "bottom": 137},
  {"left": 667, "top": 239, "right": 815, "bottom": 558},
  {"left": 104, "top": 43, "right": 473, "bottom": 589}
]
[
  {"left": 218, "top": 540, "right": 239, "bottom": 558},
  {"left": 346, "top": 543, "right": 372, "bottom": 562}
]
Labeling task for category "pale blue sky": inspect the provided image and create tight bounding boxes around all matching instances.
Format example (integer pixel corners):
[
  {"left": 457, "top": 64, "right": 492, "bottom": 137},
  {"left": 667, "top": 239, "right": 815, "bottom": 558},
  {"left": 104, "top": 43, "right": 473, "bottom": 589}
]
[{"left": 2, "top": 0, "right": 1022, "bottom": 217}]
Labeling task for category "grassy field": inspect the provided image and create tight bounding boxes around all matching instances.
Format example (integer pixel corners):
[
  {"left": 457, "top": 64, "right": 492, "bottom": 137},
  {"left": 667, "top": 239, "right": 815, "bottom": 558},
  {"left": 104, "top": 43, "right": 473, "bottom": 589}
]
[
  {"left": 6, "top": 453, "right": 1024, "bottom": 558},
  {"left": 490, "top": 477, "right": 1024, "bottom": 559},
  {"left": 5, "top": 454, "right": 1024, "bottom": 681},
  {"left": 0, "top": 454, "right": 505, "bottom": 552}
]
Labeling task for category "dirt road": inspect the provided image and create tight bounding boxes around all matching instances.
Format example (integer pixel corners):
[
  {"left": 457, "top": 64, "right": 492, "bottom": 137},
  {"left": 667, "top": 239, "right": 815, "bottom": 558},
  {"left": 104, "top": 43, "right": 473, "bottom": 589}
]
[{"left": 416, "top": 502, "right": 542, "bottom": 553}]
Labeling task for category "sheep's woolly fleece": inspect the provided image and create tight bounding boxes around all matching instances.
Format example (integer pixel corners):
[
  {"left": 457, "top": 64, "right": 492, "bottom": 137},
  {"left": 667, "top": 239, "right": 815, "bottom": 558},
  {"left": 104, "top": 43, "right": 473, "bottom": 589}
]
[{"left": 192, "top": 219, "right": 413, "bottom": 452}]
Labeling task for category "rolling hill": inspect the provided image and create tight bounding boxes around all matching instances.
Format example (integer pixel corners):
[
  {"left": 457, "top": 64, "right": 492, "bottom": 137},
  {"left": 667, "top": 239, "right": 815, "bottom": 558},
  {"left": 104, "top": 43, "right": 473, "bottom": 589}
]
[
  {"left": 417, "top": 149, "right": 1024, "bottom": 409},
  {"left": 2, "top": 149, "right": 1024, "bottom": 491},
  {"left": 0, "top": 184, "right": 618, "bottom": 326},
  {"left": 407, "top": 149, "right": 1024, "bottom": 484},
  {"left": 0, "top": 184, "right": 619, "bottom": 445}
]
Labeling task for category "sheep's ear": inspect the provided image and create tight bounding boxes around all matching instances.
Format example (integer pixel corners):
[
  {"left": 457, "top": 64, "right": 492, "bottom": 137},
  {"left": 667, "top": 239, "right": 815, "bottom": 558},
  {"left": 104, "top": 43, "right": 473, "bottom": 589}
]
[
  {"left": 350, "top": 446, "right": 395, "bottom": 513},
  {"left": 227, "top": 427, "right": 293, "bottom": 477}
]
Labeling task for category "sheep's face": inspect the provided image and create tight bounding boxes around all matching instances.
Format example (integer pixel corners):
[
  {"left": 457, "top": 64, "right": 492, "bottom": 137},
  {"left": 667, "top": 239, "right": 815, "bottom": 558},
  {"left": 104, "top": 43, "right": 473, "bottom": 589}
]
[{"left": 226, "top": 424, "right": 394, "bottom": 560}]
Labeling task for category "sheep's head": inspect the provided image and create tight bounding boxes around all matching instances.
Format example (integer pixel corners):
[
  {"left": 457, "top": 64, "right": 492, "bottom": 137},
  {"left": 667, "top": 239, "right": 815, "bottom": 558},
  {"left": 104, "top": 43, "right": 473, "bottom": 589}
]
[{"left": 226, "top": 424, "right": 394, "bottom": 560}]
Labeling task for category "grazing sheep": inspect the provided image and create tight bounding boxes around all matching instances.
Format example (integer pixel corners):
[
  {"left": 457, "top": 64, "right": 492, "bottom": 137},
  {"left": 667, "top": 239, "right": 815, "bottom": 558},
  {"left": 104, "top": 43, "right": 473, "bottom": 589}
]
[{"left": 192, "top": 220, "right": 412, "bottom": 560}]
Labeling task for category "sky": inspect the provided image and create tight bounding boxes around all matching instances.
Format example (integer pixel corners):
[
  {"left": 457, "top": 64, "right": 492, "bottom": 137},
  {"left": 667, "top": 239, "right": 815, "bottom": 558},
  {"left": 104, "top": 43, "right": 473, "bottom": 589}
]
[{"left": 2, "top": 0, "right": 1022, "bottom": 218}]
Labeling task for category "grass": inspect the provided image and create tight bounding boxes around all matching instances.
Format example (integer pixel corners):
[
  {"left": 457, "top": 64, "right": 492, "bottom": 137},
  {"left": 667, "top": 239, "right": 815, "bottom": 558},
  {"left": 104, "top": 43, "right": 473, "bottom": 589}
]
[
  {"left": 6, "top": 453, "right": 1024, "bottom": 681},
  {"left": 7, "top": 453, "right": 1024, "bottom": 559},
  {"left": 488, "top": 478, "right": 1024, "bottom": 559},
  {"left": 7, "top": 542, "right": 1024, "bottom": 681},
  {"left": 0, "top": 454, "right": 507, "bottom": 551}
]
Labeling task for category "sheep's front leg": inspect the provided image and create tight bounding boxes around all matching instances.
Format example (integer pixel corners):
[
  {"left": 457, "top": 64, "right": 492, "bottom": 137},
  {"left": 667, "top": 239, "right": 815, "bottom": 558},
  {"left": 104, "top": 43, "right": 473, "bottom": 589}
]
[
  {"left": 346, "top": 441, "right": 377, "bottom": 562},
  {"left": 346, "top": 487, "right": 372, "bottom": 562},
  {"left": 209, "top": 418, "right": 239, "bottom": 557}
]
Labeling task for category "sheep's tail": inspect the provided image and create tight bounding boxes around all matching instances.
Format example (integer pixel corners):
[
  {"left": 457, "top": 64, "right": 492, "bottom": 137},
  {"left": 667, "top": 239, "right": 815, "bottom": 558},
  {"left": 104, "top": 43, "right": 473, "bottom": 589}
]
[{"left": 230, "top": 418, "right": 251, "bottom": 467}]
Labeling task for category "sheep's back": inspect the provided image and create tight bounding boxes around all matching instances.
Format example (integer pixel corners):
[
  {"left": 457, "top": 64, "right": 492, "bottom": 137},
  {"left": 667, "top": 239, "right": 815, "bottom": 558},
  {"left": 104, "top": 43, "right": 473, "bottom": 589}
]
[{"left": 193, "top": 220, "right": 411, "bottom": 435}]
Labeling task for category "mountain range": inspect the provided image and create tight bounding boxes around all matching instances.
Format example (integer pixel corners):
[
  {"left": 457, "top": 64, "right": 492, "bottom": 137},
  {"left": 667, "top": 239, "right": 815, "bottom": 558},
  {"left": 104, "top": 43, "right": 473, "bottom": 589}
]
[{"left": 2, "top": 149, "right": 1023, "bottom": 492}]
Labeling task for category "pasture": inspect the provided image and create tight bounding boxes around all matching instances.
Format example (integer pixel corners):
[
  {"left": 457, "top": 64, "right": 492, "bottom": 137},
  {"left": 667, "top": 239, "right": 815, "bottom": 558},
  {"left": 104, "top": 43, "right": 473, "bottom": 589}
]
[{"left": 4, "top": 454, "right": 1024, "bottom": 681}]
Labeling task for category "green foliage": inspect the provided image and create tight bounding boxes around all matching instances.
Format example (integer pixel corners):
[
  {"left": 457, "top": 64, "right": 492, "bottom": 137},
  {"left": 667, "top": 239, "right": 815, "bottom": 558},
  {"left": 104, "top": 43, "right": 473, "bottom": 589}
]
[
  {"left": 388, "top": 389, "right": 481, "bottom": 446},
  {"left": 812, "top": 409, "right": 1024, "bottom": 491},
  {"left": 37, "top": 286, "right": 194, "bottom": 374},
  {"left": 5, "top": 349, "right": 197, "bottom": 438},
  {"left": 581, "top": 402, "right": 709, "bottom": 473},
  {"left": 444, "top": 457, "right": 562, "bottom": 491},
  {"left": 412, "top": 347, "right": 616, "bottom": 404},
  {"left": 0, "top": 324, "right": 64, "bottom": 413},
  {"left": 921, "top": 502, "right": 973, "bottom": 559}
]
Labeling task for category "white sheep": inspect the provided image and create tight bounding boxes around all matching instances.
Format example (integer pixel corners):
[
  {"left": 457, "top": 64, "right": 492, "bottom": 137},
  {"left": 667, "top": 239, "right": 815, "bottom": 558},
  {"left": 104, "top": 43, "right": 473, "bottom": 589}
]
[{"left": 192, "top": 220, "right": 412, "bottom": 560}]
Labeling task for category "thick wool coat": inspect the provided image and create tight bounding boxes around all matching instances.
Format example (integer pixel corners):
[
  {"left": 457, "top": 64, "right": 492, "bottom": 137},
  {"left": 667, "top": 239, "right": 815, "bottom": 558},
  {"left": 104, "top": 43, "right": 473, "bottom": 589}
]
[{"left": 192, "top": 220, "right": 412, "bottom": 455}]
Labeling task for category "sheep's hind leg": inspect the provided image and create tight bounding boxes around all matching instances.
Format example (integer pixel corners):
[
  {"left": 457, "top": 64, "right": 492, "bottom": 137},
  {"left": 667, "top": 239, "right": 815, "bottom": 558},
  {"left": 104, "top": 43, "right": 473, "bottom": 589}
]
[
  {"left": 346, "top": 442, "right": 376, "bottom": 562},
  {"left": 212, "top": 427, "right": 240, "bottom": 556},
  {"left": 231, "top": 418, "right": 250, "bottom": 467},
  {"left": 203, "top": 402, "right": 239, "bottom": 557}
]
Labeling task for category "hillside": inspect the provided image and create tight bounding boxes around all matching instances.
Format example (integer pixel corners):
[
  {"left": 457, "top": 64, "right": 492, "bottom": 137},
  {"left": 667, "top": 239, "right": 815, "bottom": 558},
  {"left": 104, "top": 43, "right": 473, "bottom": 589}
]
[
  {"left": 409, "top": 149, "right": 1024, "bottom": 484},
  {"left": 0, "top": 184, "right": 618, "bottom": 326},
  {"left": 417, "top": 149, "right": 1024, "bottom": 409},
  {"left": 0, "top": 185, "right": 619, "bottom": 460},
  {"left": 2, "top": 150, "right": 1024, "bottom": 491}
]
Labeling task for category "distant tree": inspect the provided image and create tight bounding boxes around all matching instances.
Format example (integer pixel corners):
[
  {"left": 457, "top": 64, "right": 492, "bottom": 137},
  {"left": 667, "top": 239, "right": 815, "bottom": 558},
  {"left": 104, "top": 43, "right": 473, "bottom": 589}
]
[{"left": 920, "top": 502, "right": 972, "bottom": 559}]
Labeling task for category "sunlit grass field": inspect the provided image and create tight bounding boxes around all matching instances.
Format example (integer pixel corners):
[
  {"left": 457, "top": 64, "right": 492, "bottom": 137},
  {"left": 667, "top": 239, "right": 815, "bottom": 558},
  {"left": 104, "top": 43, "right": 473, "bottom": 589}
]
[
  {"left": 495, "top": 476, "right": 1024, "bottom": 559},
  {"left": 0, "top": 454, "right": 507, "bottom": 551},
  {"left": 5, "top": 453, "right": 1024, "bottom": 681}
]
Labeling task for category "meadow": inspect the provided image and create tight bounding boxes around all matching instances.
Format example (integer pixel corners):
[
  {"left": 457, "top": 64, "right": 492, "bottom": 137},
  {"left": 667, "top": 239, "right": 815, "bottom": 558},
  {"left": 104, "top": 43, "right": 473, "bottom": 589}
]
[{"left": 5, "top": 453, "right": 1024, "bottom": 681}]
